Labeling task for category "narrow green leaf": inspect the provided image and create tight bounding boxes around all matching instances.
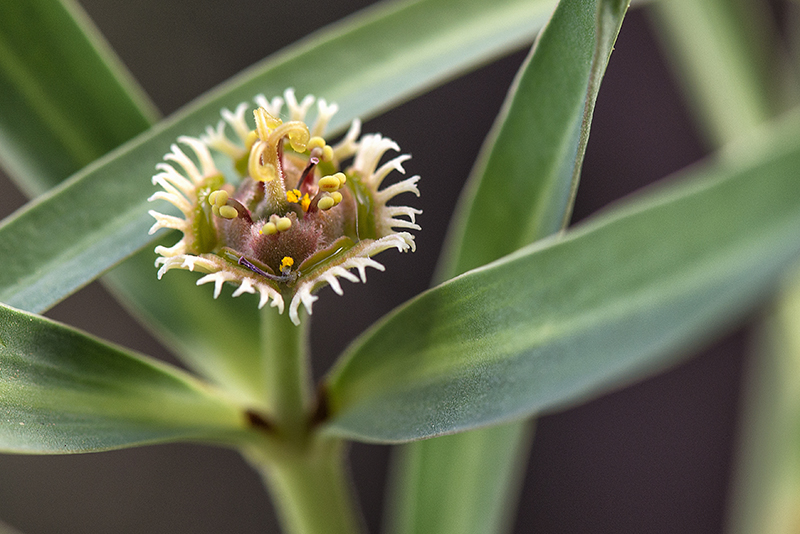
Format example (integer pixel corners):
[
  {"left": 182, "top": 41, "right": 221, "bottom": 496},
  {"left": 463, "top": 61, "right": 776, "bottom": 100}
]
[
  {"left": 439, "top": 0, "right": 630, "bottom": 279},
  {"left": 0, "top": 0, "right": 554, "bottom": 320},
  {"left": 323, "top": 112, "right": 800, "bottom": 442},
  {"left": 387, "top": 0, "right": 630, "bottom": 531},
  {"left": 648, "top": 0, "right": 783, "bottom": 146},
  {"left": 387, "top": 423, "right": 533, "bottom": 534},
  {"left": 0, "top": 0, "right": 158, "bottom": 195},
  {"left": 0, "top": 302, "right": 251, "bottom": 453},
  {"left": 727, "top": 269, "right": 800, "bottom": 534}
]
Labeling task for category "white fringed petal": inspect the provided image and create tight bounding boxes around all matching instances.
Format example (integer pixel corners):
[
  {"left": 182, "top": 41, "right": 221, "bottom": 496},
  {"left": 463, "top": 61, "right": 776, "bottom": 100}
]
[{"left": 148, "top": 92, "right": 419, "bottom": 325}]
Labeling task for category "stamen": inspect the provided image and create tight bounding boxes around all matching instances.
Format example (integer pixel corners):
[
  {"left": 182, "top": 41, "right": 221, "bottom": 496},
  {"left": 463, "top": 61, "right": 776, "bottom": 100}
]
[
  {"left": 218, "top": 205, "right": 238, "bottom": 219},
  {"left": 296, "top": 156, "right": 319, "bottom": 191},
  {"left": 318, "top": 195, "right": 335, "bottom": 210},
  {"left": 238, "top": 256, "right": 286, "bottom": 282},
  {"left": 318, "top": 174, "right": 343, "bottom": 192}
]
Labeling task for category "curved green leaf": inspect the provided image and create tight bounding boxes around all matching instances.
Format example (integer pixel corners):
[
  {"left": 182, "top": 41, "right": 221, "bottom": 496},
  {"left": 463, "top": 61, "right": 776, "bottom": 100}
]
[
  {"left": 0, "top": 302, "right": 251, "bottom": 453},
  {"left": 388, "top": 0, "right": 630, "bottom": 531},
  {"left": 0, "top": 0, "right": 157, "bottom": 195},
  {"left": 0, "top": 0, "right": 555, "bottom": 404},
  {"left": 0, "top": 0, "right": 555, "bottom": 316},
  {"left": 439, "top": 0, "right": 629, "bottom": 279},
  {"left": 649, "top": 0, "right": 782, "bottom": 146},
  {"left": 323, "top": 112, "right": 800, "bottom": 442},
  {"left": 387, "top": 423, "right": 534, "bottom": 534}
]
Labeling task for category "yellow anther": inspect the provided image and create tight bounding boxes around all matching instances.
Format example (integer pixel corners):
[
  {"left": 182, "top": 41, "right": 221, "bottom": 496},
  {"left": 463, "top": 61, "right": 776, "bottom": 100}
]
[
  {"left": 218, "top": 205, "right": 238, "bottom": 219},
  {"left": 281, "top": 256, "right": 294, "bottom": 271},
  {"left": 286, "top": 189, "right": 302, "bottom": 203},
  {"left": 308, "top": 137, "right": 326, "bottom": 151},
  {"left": 208, "top": 189, "right": 229, "bottom": 207},
  {"left": 318, "top": 195, "right": 335, "bottom": 211},
  {"left": 260, "top": 222, "right": 277, "bottom": 235},
  {"left": 318, "top": 175, "right": 341, "bottom": 192},
  {"left": 336, "top": 172, "right": 347, "bottom": 186},
  {"left": 331, "top": 191, "right": 343, "bottom": 205},
  {"left": 276, "top": 217, "right": 292, "bottom": 232},
  {"left": 321, "top": 145, "right": 334, "bottom": 162},
  {"left": 300, "top": 193, "right": 311, "bottom": 212}
]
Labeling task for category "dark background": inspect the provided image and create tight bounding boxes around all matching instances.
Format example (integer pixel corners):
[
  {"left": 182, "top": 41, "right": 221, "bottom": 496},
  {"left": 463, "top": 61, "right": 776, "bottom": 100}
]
[{"left": 0, "top": 1, "right": 780, "bottom": 532}]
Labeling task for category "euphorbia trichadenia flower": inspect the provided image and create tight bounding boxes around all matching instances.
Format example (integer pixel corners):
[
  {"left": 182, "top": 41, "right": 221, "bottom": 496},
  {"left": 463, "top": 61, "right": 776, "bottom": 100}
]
[{"left": 148, "top": 89, "right": 420, "bottom": 324}]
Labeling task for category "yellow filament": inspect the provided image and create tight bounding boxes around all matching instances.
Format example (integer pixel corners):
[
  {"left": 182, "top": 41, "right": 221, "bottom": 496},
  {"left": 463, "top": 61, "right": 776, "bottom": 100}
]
[
  {"left": 268, "top": 121, "right": 310, "bottom": 152},
  {"left": 253, "top": 108, "right": 281, "bottom": 141}
]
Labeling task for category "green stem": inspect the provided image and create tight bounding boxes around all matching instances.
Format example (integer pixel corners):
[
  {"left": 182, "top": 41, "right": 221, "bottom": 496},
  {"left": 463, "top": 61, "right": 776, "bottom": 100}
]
[
  {"left": 247, "top": 438, "right": 364, "bottom": 534},
  {"left": 251, "top": 308, "right": 363, "bottom": 534},
  {"left": 260, "top": 306, "right": 311, "bottom": 436}
]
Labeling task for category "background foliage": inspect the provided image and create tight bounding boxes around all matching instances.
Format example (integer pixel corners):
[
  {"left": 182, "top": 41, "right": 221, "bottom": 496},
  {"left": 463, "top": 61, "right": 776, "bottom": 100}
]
[{"left": 0, "top": 0, "right": 796, "bottom": 532}]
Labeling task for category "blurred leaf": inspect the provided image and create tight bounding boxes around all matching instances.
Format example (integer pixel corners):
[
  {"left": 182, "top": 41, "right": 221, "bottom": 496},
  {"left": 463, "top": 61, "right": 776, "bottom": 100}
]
[
  {"left": 0, "top": 302, "right": 251, "bottom": 453},
  {"left": 387, "top": 423, "right": 533, "bottom": 534},
  {"left": 0, "top": 520, "right": 23, "bottom": 534},
  {"left": 727, "top": 268, "right": 800, "bottom": 534},
  {"left": 323, "top": 112, "right": 800, "bottom": 442},
  {"left": 649, "top": 0, "right": 783, "bottom": 146},
  {"left": 387, "top": 0, "right": 630, "bottom": 531},
  {"left": 0, "top": 0, "right": 157, "bottom": 195},
  {"left": 0, "top": 0, "right": 558, "bottom": 314},
  {"left": 0, "top": 0, "right": 555, "bottom": 401}
]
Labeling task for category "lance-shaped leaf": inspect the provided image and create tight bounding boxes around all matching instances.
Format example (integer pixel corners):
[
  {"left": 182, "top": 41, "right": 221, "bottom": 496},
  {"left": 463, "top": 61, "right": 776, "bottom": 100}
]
[
  {"left": 0, "top": 0, "right": 555, "bottom": 404},
  {"left": 0, "top": 302, "right": 251, "bottom": 453},
  {"left": 0, "top": 0, "right": 158, "bottom": 195},
  {"left": 0, "top": 0, "right": 556, "bottom": 316},
  {"left": 387, "top": 0, "right": 630, "bottom": 531},
  {"left": 322, "top": 112, "right": 800, "bottom": 443}
]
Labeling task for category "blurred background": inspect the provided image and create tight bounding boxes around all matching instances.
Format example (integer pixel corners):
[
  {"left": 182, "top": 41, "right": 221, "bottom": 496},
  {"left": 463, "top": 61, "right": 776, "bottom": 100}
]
[{"left": 0, "top": 0, "right": 790, "bottom": 532}]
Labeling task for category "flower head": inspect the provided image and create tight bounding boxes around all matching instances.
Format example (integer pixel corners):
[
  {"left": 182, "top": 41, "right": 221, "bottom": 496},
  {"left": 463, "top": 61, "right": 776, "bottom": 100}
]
[{"left": 148, "top": 89, "right": 420, "bottom": 324}]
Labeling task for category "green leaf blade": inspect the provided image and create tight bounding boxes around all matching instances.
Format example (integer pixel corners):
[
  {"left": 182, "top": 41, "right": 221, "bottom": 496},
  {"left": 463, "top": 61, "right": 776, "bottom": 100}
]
[
  {"left": 324, "top": 114, "right": 800, "bottom": 442},
  {"left": 439, "top": 0, "right": 630, "bottom": 280},
  {"left": 0, "top": 303, "right": 250, "bottom": 453},
  {"left": 388, "top": 0, "right": 630, "bottom": 532},
  {"left": 0, "top": 0, "right": 157, "bottom": 195},
  {"left": 0, "top": 0, "right": 555, "bottom": 315}
]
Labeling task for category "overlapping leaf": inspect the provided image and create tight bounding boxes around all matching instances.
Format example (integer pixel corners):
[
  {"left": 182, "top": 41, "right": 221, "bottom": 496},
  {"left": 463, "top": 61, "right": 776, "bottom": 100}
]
[
  {"left": 387, "top": 0, "right": 630, "bottom": 531},
  {"left": 0, "top": 0, "right": 556, "bottom": 316},
  {"left": 0, "top": 303, "right": 251, "bottom": 453},
  {"left": 324, "top": 112, "right": 800, "bottom": 442}
]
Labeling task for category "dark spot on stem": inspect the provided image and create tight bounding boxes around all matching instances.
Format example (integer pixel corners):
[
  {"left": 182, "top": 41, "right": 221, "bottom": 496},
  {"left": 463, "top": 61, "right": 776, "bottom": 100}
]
[
  {"left": 245, "top": 409, "right": 275, "bottom": 433},
  {"left": 310, "top": 382, "right": 331, "bottom": 427}
]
